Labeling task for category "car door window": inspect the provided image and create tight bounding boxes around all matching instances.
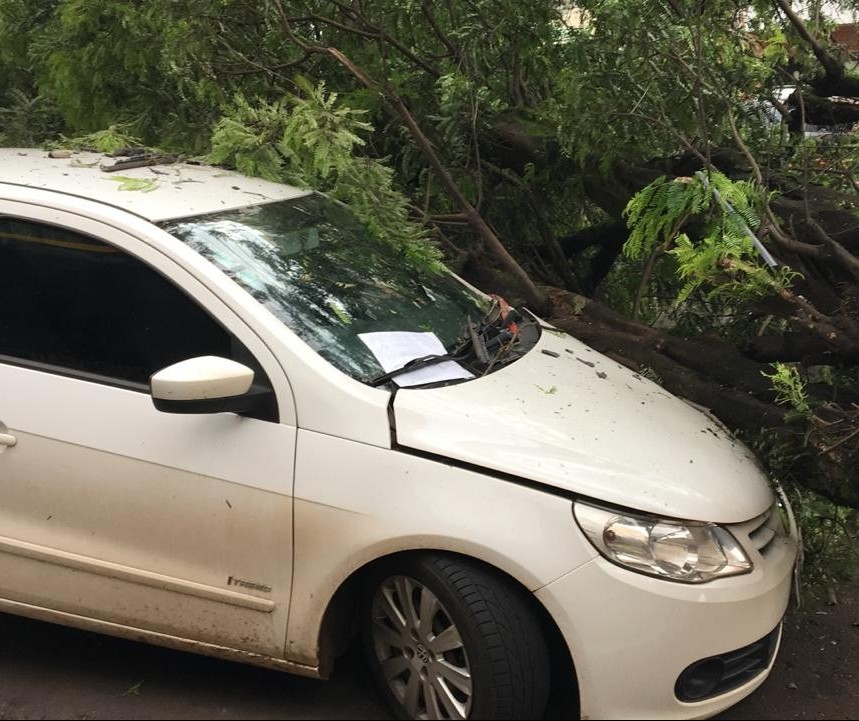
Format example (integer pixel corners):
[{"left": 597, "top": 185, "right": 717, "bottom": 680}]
[{"left": 0, "top": 216, "right": 277, "bottom": 420}]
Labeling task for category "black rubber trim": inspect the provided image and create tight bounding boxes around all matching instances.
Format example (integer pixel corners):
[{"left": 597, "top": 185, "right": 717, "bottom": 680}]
[
  {"left": 0, "top": 354, "right": 149, "bottom": 394},
  {"left": 151, "top": 383, "right": 277, "bottom": 420},
  {"left": 675, "top": 623, "right": 781, "bottom": 702},
  {"left": 387, "top": 387, "right": 399, "bottom": 446}
]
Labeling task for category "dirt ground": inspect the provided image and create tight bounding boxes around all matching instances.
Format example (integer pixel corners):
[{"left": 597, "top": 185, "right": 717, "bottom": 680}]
[
  {"left": 0, "top": 586, "right": 855, "bottom": 720},
  {"left": 717, "top": 584, "right": 859, "bottom": 721}
]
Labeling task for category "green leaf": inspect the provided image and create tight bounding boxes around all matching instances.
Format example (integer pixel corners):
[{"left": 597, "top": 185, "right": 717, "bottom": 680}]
[{"left": 107, "top": 176, "right": 159, "bottom": 193}]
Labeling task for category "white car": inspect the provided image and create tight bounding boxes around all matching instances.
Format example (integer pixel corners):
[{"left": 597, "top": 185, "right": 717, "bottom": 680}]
[{"left": 0, "top": 149, "right": 798, "bottom": 720}]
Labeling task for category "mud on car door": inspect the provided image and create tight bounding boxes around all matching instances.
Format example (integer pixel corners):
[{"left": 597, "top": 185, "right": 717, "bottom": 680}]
[{"left": 0, "top": 207, "right": 296, "bottom": 655}]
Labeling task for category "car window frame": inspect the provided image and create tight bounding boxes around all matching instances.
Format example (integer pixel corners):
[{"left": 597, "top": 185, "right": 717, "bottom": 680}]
[{"left": 0, "top": 208, "right": 291, "bottom": 424}]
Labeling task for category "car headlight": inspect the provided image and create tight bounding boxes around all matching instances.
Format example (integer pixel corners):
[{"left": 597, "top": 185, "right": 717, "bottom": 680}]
[{"left": 573, "top": 501, "right": 753, "bottom": 583}]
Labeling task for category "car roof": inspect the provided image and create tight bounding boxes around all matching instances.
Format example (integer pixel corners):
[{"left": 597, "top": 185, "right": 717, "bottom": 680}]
[{"left": 0, "top": 148, "right": 309, "bottom": 222}]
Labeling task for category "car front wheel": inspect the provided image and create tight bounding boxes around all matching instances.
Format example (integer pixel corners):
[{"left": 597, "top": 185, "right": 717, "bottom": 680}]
[{"left": 364, "top": 554, "right": 550, "bottom": 720}]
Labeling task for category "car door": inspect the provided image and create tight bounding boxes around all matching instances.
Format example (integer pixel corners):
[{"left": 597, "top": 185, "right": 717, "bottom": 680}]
[{"left": 0, "top": 204, "right": 296, "bottom": 658}]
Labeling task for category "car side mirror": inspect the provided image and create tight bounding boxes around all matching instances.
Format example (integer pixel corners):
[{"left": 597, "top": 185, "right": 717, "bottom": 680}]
[{"left": 150, "top": 356, "right": 271, "bottom": 416}]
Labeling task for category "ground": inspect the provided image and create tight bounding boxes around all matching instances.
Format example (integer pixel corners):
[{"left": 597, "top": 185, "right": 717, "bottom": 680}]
[
  {"left": 0, "top": 587, "right": 856, "bottom": 720},
  {"left": 718, "top": 584, "right": 859, "bottom": 721}
]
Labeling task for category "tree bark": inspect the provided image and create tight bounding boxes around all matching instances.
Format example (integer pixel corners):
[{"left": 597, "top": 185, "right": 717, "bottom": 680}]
[{"left": 773, "top": 0, "right": 847, "bottom": 80}]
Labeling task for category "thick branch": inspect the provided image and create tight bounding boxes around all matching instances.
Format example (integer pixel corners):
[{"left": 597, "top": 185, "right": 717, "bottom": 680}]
[
  {"left": 773, "top": 0, "right": 845, "bottom": 79},
  {"left": 745, "top": 332, "right": 841, "bottom": 363},
  {"left": 544, "top": 288, "right": 784, "bottom": 428}
]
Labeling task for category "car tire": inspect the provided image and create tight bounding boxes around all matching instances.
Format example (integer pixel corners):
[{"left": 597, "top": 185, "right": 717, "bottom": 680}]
[{"left": 362, "top": 553, "right": 550, "bottom": 720}]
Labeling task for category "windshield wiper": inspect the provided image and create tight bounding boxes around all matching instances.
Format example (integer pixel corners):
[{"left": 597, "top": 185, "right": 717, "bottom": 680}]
[
  {"left": 369, "top": 353, "right": 461, "bottom": 388},
  {"left": 368, "top": 299, "right": 533, "bottom": 388}
]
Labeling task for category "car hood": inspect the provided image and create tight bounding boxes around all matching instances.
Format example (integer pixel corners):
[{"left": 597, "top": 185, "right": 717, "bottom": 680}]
[{"left": 393, "top": 328, "right": 774, "bottom": 524}]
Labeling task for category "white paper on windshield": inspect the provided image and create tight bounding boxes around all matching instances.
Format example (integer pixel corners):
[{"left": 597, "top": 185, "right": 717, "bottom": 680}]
[{"left": 359, "top": 331, "right": 474, "bottom": 387}]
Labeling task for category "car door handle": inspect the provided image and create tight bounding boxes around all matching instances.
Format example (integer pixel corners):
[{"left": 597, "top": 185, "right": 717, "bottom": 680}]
[{"left": 0, "top": 433, "right": 17, "bottom": 448}]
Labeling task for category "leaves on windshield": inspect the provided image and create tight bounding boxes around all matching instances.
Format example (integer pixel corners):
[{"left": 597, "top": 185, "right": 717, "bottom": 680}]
[{"left": 164, "top": 195, "right": 487, "bottom": 381}]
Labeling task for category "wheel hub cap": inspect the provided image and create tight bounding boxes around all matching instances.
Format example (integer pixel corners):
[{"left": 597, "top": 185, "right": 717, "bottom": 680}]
[{"left": 371, "top": 575, "right": 473, "bottom": 720}]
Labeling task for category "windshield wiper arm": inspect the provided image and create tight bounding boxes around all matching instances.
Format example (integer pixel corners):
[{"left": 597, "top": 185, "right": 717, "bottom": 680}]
[{"left": 369, "top": 353, "right": 460, "bottom": 388}]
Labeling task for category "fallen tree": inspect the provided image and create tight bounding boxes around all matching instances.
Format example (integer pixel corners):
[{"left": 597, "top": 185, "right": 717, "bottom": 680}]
[{"left": 1, "top": 0, "right": 859, "bottom": 513}]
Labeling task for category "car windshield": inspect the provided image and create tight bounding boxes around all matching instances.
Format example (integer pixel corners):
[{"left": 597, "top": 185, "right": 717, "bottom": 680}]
[{"left": 161, "top": 193, "right": 490, "bottom": 382}]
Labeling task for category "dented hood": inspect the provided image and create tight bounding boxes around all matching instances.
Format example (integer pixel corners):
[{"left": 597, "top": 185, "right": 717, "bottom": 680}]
[{"left": 393, "top": 328, "right": 774, "bottom": 524}]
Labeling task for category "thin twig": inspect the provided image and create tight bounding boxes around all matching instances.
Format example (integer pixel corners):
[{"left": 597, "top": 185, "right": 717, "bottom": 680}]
[
  {"left": 470, "top": 85, "right": 483, "bottom": 211},
  {"left": 632, "top": 213, "right": 689, "bottom": 320},
  {"left": 822, "top": 425, "right": 859, "bottom": 455}
]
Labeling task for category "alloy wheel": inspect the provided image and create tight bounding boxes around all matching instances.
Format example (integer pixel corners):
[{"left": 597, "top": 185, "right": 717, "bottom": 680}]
[{"left": 371, "top": 575, "right": 474, "bottom": 720}]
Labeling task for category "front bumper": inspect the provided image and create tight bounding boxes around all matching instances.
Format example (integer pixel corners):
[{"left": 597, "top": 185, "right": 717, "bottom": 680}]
[{"left": 536, "top": 517, "right": 797, "bottom": 719}]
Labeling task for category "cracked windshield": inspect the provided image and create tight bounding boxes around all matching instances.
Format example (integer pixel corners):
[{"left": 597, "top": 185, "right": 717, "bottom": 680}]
[{"left": 162, "top": 194, "right": 490, "bottom": 383}]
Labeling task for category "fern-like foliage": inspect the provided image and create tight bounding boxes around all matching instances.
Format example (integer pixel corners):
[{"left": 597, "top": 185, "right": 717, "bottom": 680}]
[
  {"left": 57, "top": 124, "right": 144, "bottom": 153},
  {"left": 624, "top": 171, "right": 797, "bottom": 307},
  {"left": 210, "top": 82, "right": 442, "bottom": 271},
  {"left": 277, "top": 78, "right": 373, "bottom": 185},
  {"left": 763, "top": 362, "right": 813, "bottom": 420},
  {"left": 333, "top": 159, "right": 439, "bottom": 270},
  {"left": 671, "top": 233, "right": 797, "bottom": 305},
  {"left": 209, "top": 95, "right": 288, "bottom": 182},
  {"left": 624, "top": 176, "right": 709, "bottom": 260}
]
